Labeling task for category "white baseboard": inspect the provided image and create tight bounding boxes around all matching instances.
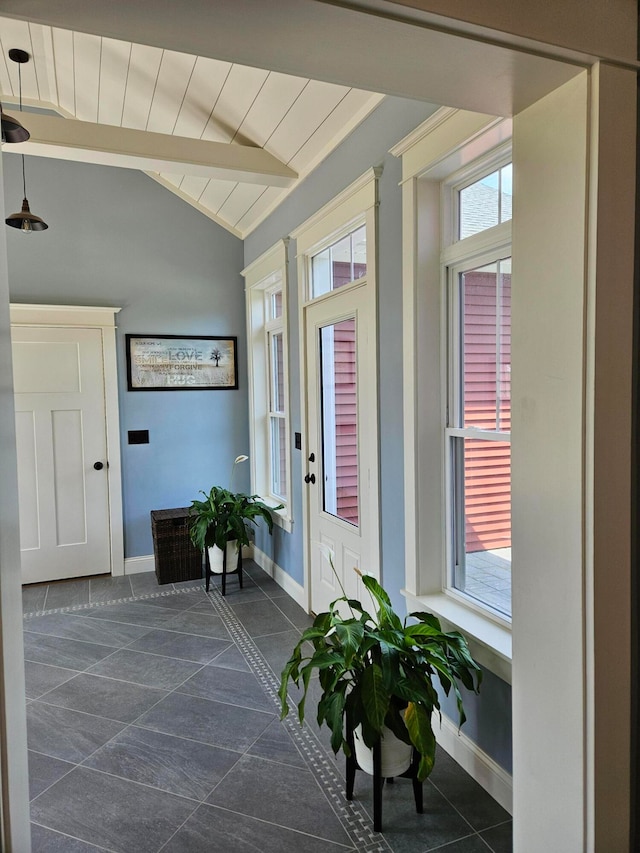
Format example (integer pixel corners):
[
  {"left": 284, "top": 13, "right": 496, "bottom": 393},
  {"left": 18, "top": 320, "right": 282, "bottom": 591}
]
[
  {"left": 125, "top": 546, "right": 252, "bottom": 577},
  {"left": 252, "top": 546, "right": 306, "bottom": 609},
  {"left": 434, "top": 712, "right": 513, "bottom": 814},
  {"left": 124, "top": 555, "right": 155, "bottom": 575}
]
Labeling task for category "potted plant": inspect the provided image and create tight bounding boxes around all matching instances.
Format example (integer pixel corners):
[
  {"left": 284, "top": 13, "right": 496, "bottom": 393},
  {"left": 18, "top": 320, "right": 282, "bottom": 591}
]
[
  {"left": 189, "top": 486, "right": 280, "bottom": 572},
  {"left": 279, "top": 565, "right": 482, "bottom": 787}
]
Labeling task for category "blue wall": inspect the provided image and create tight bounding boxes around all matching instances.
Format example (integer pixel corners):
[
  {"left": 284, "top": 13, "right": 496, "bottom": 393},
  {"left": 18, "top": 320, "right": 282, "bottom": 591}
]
[{"left": 4, "top": 153, "right": 248, "bottom": 557}]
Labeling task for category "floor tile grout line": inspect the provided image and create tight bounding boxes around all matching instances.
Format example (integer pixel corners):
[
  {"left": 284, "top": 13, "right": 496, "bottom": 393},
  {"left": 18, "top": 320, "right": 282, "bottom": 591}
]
[
  {"left": 29, "top": 669, "right": 91, "bottom": 705},
  {"left": 169, "top": 799, "right": 359, "bottom": 851},
  {"left": 30, "top": 692, "right": 273, "bottom": 757},
  {"left": 27, "top": 652, "right": 262, "bottom": 712},
  {"left": 91, "top": 633, "right": 233, "bottom": 665},
  {"left": 30, "top": 819, "right": 118, "bottom": 853},
  {"left": 477, "top": 833, "right": 497, "bottom": 853},
  {"left": 28, "top": 759, "right": 78, "bottom": 806},
  {"left": 25, "top": 617, "right": 233, "bottom": 646},
  {"left": 475, "top": 819, "right": 512, "bottom": 853},
  {"left": 481, "top": 818, "right": 512, "bottom": 831},
  {"left": 92, "top": 719, "right": 247, "bottom": 756},
  {"left": 60, "top": 761, "right": 206, "bottom": 807},
  {"left": 203, "top": 586, "right": 394, "bottom": 853},
  {"left": 174, "top": 686, "right": 277, "bottom": 717},
  {"left": 427, "top": 775, "right": 501, "bottom": 838},
  {"left": 49, "top": 654, "right": 210, "bottom": 696},
  {"left": 24, "top": 625, "right": 161, "bottom": 651},
  {"left": 156, "top": 799, "right": 204, "bottom": 853},
  {"left": 428, "top": 776, "right": 477, "bottom": 837},
  {"left": 29, "top": 632, "right": 277, "bottom": 775},
  {"left": 189, "top": 749, "right": 247, "bottom": 818},
  {"left": 421, "top": 830, "right": 487, "bottom": 853},
  {"left": 116, "top": 637, "right": 235, "bottom": 666},
  {"left": 31, "top": 695, "right": 169, "bottom": 731}
]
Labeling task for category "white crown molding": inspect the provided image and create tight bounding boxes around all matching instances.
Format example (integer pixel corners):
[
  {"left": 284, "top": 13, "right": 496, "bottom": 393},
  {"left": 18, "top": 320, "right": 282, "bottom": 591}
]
[
  {"left": 10, "top": 304, "right": 121, "bottom": 327},
  {"left": 389, "top": 106, "right": 458, "bottom": 157},
  {"left": 291, "top": 165, "right": 382, "bottom": 240},
  {"left": 241, "top": 238, "right": 289, "bottom": 282}
]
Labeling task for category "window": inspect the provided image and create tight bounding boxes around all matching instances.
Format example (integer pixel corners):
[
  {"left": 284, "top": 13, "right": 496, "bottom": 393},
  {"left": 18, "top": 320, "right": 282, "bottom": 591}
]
[
  {"left": 446, "top": 253, "right": 512, "bottom": 617},
  {"left": 310, "top": 225, "right": 367, "bottom": 298},
  {"left": 267, "top": 290, "right": 287, "bottom": 501},
  {"left": 242, "top": 240, "right": 292, "bottom": 530},
  {"left": 458, "top": 164, "right": 512, "bottom": 239},
  {"left": 443, "top": 156, "right": 513, "bottom": 618},
  {"left": 392, "top": 109, "right": 513, "bottom": 677}
]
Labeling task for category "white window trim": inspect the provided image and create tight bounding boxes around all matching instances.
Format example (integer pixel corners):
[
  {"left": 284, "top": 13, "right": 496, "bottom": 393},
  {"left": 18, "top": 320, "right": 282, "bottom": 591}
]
[
  {"left": 392, "top": 108, "right": 513, "bottom": 681},
  {"left": 242, "top": 240, "right": 292, "bottom": 532}
]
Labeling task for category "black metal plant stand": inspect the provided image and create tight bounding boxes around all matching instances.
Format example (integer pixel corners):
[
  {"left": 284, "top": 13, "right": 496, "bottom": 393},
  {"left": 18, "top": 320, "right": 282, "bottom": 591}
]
[
  {"left": 345, "top": 726, "right": 423, "bottom": 832},
  {"left": 204, "top": 542, "right": 243, "bottom": 596}
]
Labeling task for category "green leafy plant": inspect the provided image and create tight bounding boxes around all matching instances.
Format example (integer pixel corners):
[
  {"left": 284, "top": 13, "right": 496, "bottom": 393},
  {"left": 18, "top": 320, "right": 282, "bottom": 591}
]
[
  {"left": 188, "top": 485, "right": 280, "bottom": 553},
  {"left": 279, "top": 567, "right": 482, "bottom": 781}
]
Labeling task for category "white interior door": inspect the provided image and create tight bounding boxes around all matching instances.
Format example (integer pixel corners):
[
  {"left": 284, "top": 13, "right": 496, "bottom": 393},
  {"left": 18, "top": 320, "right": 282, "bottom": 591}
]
[
  {"left": 305, "top": 285, "right": 379, "bottom": 614},
  {"left": 12, "top": 326, "right": 111, "bottom": 584}
]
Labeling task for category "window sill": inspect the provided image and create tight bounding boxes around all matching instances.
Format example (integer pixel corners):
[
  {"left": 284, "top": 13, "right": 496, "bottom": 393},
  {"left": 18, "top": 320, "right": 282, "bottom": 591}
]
[
  {"left": 258, "top": 498, "right": 293, "bottom": 534},
  {"left": 401, "top": 590, "right": 512, "bottom": 684}
]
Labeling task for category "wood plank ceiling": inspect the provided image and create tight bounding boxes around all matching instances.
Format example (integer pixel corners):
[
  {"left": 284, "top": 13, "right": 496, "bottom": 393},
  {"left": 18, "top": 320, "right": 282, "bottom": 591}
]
[{"left": 0, "top": 16, "right": 384, "bottom": 237}]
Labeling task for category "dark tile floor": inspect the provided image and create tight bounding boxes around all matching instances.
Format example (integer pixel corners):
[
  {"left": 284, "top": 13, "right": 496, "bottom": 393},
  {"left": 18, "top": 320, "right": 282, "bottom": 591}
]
[{"left": 23, "top": 563, "right": 512, "bottom": 853}]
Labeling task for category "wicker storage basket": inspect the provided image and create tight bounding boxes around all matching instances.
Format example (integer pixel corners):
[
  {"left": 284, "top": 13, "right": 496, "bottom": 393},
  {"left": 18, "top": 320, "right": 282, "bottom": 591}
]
[{"left": 150, "top": 507, "right": 203, "bottom": 584}]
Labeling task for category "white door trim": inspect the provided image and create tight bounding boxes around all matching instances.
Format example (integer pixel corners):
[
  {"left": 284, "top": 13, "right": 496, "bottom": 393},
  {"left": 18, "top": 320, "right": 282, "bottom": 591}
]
[{"left": 10, "top": 304, "right": 124, "bottom": 577}]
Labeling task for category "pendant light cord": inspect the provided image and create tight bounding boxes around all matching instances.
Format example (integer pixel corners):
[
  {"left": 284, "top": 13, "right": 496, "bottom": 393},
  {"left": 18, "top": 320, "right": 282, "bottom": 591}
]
[{"left": 18, "top": 58, "right": 26, "bottom": 199}]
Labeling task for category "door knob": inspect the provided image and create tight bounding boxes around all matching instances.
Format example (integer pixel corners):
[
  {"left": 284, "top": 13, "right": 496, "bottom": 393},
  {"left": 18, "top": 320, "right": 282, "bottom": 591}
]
[
  {"left": 93, "top": 461, "right": 104, "bottom": 470},
  {"left": 308, "top": 452, "right": 315, "bottom": 462},
  {"left": 304, "top": 473, "right": 316, "bottom": 484}
]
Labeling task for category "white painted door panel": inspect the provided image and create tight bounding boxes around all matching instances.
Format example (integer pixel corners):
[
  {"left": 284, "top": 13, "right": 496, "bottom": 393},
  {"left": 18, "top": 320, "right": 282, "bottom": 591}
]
[
  {"left": 12, "top": 326, "right": 111, "bottom": 583},
  {"left": 305, "top": 286, "right": 379, "bottom": 615}
]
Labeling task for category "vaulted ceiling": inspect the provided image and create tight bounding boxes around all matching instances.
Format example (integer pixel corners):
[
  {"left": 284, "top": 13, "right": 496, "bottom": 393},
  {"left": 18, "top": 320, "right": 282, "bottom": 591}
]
[{"left": 0, "top": 15, "right": 384, "bottom": 237}]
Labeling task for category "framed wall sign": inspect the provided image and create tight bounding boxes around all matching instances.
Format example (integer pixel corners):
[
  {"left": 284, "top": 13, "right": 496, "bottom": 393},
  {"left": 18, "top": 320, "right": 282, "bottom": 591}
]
[{"left": 126, "top": 334, "right": 238, "bottom": 391}]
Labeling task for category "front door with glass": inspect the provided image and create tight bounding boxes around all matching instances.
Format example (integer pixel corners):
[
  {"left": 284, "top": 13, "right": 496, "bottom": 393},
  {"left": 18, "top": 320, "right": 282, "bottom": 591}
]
[{"left": 305, "top": 285, "right": 378, "bottom": 615}]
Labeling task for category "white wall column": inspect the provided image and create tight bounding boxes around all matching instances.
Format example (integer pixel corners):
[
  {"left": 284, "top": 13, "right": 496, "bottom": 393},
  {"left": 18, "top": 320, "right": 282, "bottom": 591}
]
[
  {"left": 512, "top": 64, "right": 635, "bottom": 851},
  {"left": 512, "top": 71, "right": 589, "bottom": 850},
  {"left": 0, "top": 155, "right": 32, "bottom": 848}
]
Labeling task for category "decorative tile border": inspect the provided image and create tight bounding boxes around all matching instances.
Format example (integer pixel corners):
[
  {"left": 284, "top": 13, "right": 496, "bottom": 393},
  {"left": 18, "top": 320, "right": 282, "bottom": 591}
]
[
  {"left": 204, "top": 585, "right": 393, "bottom": 853},
  {"left": 23, "top": 584, "right": 207, "bottom": 620}
]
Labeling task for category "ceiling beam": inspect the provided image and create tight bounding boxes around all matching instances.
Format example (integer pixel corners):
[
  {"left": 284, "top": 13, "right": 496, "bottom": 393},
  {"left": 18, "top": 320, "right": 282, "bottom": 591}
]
[{"left": 5, "top": 113, "right": 298, "bottom": 187}]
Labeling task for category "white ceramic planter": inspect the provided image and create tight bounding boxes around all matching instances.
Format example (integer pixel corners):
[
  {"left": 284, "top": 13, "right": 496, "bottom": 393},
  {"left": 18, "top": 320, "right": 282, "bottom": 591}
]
[
  {"left": 353, "top": 724, "right": 412, "bottom": 778},
  {"left": 207, "top": 541, "right": 240, "bottom": 574}
]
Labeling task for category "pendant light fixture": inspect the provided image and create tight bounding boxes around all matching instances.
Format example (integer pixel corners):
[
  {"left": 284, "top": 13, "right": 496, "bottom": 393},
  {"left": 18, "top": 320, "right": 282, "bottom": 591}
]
[
  {"left": 5, "top": 48, "right": 48, "bottom": 233},
  {"left": 1, "top": 101, "right": 30, "bottom": 143}
]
